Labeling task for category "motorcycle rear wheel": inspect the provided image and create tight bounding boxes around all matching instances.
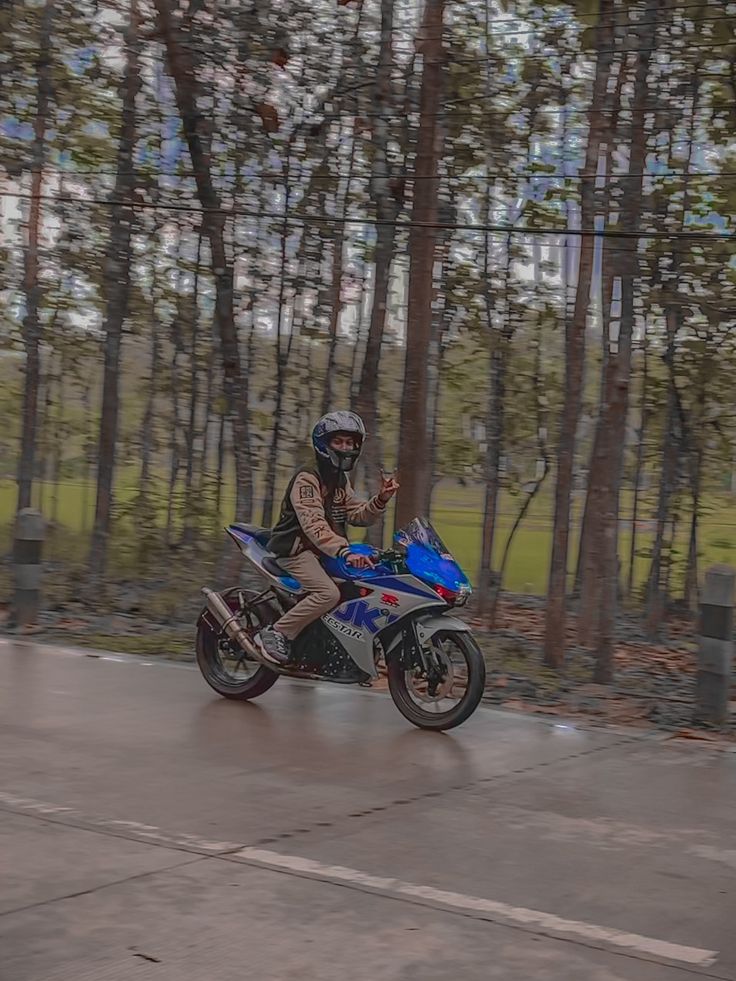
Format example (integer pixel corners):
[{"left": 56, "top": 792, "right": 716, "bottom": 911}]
[
  {"left": 387, "top": 630, "right": 486, "bottom": 731},
  {"left": 196, "top": 588, "right": 279, "bottom": 700}
]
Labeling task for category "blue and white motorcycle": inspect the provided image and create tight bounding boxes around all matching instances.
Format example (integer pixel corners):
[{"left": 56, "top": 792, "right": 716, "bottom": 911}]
[{"left": 197, "top": 517, "right": 486, "bottom": 730}]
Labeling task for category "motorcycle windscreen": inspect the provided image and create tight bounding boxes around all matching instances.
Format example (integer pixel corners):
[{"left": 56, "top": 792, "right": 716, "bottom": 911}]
[{"left": 395, "top": 517, "right": 472, "bottom": 593}]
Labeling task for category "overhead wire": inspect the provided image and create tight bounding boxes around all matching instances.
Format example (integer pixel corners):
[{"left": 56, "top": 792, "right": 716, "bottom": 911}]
[
  {"left": 131, "top": 35, "right": 735, "bottom": 68},
  {"left": 446, "top": 37, "right": 736, "bottom": 66},
  {"left": 9, "top": 166, "right": 736, "bottom": 181},
  {"left": 386, "top": 9, "right": 736, "bottom": 38},
  {"left": 3, "top": 190, "right": 734, "bottom": 247}
]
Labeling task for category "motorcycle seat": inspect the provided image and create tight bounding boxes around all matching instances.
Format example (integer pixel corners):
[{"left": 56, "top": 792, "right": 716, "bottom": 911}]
[
  {"left": 261, "top": 555, "right": 304, "bottom": 594},
  {"left": 231, "top": 523, "right": 270, "bottom": 546},
  {"left": 262, "top": 555, "right": 290, "bottom": 578}
]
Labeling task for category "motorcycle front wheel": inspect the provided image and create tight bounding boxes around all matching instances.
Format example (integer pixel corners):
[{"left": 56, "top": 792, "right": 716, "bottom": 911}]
[{"left": 387, "top": 630, "right": 486, "bottom": 731}]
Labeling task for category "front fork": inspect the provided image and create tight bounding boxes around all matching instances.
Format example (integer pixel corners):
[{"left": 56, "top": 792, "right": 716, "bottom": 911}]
[{"left": 399, "top": 622, "right": 447, "bottom": 696}]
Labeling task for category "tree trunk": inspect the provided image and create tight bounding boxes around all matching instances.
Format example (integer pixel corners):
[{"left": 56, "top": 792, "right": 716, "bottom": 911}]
[
  {"left": 260, "top": 171, "right": 293, "bottom": 530},
  {"left": 199, "top": 331, "right": 215, "bottom": 498},
  {"left": 426, "top": 219, "right": 454, "bottom": 510},
  {"left": 594, "top": 278, "right": 635, "bottom": 682},
  {"left": 543, "top": 0, "right": 614, "bottom": 669},
  {"left": 349, "top": 271, "right": 370, "bottom": 408},
  {"left": 156, "top": 0, "right": 252, "bottom": 521},
  {"left": 37, "top": 363, "right": 51, "bottom": 515},
  {"left": 646, "top": 60, "right": 701, "bottom": 634},
  {"left": 138, "top": 243, "right": 161, "bottom": 509},
  {"left": 627, "top": 322, "right": 649, "bottom": 598},
  {"left": 645, "top": 309, "right": 680, "bottom": 635},
  {"left": 395, "top": 0, "right": 445, "bottom": 530},
  {"left": 230, "top": 152, "right": 257, "bottom": 523},
  {"left": 490, "top": 238, "right": 550, "bottom": 624},
  {"left": 215, "top": 410, "right": 226, "bottom": 521},
  {"left": 684, "top": 454, "right": 701, "bottom": 613},
  {"left": 683, "top": 321, "right": 712, "bottom": 612},
  {"left": 81, "top": 376, "right": 92, "bottom": 532},
  {"left": 51, "top": 351, "right": 65, "bottom": 528},
  {"left": 478, "top": 233, "right": 510, "bottom": 621},
  {"left": 576, "top": 319, "right": 614, "bottom": 645},
  {"left": 594, "top": 13, "right": 657, "bottom": 684},
  {"left": 321, "top": 230, "right": 346, "bottom": 416},
  {"left": 165, "top": 311, "right": 185, "bottom": 546},
  {"left": 574, "top": 269, "right": 615, "bottom": 610},
  {"left": 182, "top": 227, "right": 203, "bottom": 544},
  {"left": 576, "top": 59, "right": 626, "bottom": 636},
  {"left": 354, "top": 0, "right": 400, "bottom": 546},
  {"left": 17, "top": 0, "right": 54, "bottom": 514},
  {"left": 322, "top": 119, "right": 359, "bottom": 415},
  {"left": 88, "top": 0, "right": 139, "bottom": 576}
]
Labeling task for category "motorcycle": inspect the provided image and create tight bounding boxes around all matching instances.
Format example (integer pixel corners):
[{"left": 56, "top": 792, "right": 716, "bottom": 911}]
[{"left": 196, "top": 516, "right": 486, "bottom": 731}]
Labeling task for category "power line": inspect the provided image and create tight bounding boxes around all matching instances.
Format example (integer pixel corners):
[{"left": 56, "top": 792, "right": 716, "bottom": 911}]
[
  {"left": 133, "top": 34, "right": 735, "bottom": 69},
  {"left": 448, "top": 37, "right": 736, "bottom": 66},
  {"left": 389, "top": 9, "right": 736, "bottom": 39},
  {"left": 16, "top": 165, "right": 736, "bottom": 182},
  {"left": 294, "top": 100, "right": 736, "bottom": 121},
  {"left": 4, "top": 190, "right": 735, "bottom": 243}
]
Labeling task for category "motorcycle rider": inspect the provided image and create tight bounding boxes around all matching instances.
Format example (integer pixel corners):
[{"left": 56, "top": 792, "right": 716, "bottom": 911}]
[{"left": 256, "top": 411, "right": 400, "bottom": 666}]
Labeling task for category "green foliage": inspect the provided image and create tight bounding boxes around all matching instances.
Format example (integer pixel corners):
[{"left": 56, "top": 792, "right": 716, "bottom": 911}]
[{"left": 1, "top": 0, "right": 735, "bottom": 620}]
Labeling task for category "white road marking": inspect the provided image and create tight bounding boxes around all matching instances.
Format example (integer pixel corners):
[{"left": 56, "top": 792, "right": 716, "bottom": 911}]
[
  {"left": 0, "top": 792, "right": 242, "bottom": 853},
  {"left": 0, "top": 789, "right": 722, "bottom": 967},
  {"left": 234, "top": 847, "right": 718, "bottom": 968},
  {"left": 0, "top": 791, "right": 73, "bottom": 816}
]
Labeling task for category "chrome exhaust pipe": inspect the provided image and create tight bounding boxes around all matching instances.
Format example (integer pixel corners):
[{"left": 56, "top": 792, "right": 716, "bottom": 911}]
[{"left": 201, "top": 587, "right": 263, "bottom": 661}]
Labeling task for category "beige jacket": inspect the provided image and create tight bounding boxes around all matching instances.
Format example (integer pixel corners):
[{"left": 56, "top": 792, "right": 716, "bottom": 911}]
[{"left": 268, "top": 469, "right": 386, "bottom": 558}]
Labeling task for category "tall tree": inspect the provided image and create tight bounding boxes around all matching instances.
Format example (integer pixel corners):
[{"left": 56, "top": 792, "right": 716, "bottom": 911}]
[
  {"left": 16, "top": 0, "right": 54, "bottom": 513},
  {"left": 543, "top": 0, "right": 615, "bottom": 668},
  {"left": 155, "top": 0, "right": 253, "bottom": 522},
  {"left": 355, "top": 0, "right": 401, "bottom": 545},
  {"left": 88, "top": 0, "right": 140, "bottom": 575},
  {"left": 395, "top": 0, "right": 445, "bottom": 529},
  {"left": 593, "top": 9, "right": 658, "bottom": 682},
  {"left": 261, "top": 152, "right": 295, "bottom": 530},
  {"left": 646, "top": 52, "right": 704, "bottom": 635}
]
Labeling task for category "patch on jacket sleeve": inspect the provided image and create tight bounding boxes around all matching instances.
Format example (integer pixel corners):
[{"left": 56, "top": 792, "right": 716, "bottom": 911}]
[{"left": 299, "top": 483, "right": 315, "bottom": 500}]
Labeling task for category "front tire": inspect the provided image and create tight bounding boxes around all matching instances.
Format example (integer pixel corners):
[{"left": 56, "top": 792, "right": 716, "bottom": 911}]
[
  {"left": 196, "top": 588, "right": 280, "bottom": 700},
  {"left": 387, "top": 630, "right": 486, "bottom": 731}
]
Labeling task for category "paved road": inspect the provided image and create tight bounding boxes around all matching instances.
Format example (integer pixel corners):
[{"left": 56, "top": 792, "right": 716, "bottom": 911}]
[{"left": 1, "top": 638, "right": 735, "bottom": 981}]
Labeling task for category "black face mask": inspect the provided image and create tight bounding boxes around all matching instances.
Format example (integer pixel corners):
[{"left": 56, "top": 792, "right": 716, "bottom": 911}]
[
  {"left": 333, "top": 448, "right": 360, "bottom": 472},
  {"left": 317, "top": 449, "right": 360, "bottom": 481}
]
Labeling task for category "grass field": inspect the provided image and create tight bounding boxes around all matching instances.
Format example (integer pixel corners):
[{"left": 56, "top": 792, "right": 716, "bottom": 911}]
[{"left": 3, "top": 474, "right": 736, "bottom": 596}]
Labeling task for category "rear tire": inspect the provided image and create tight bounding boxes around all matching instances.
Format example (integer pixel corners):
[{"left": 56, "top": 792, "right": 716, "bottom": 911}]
[
  {"left": 196, "top": 588, "right": 280, "bottom": 700},
  {"left": 387, "top": 630, "right": 486, "bottom": 731}
]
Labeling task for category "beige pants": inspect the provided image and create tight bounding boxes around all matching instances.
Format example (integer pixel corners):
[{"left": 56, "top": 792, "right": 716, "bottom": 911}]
[{"left": 274, "top": 551, "right": 341, "bottom": 641}]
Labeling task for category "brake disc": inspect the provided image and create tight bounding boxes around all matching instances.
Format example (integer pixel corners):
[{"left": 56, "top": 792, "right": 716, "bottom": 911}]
[{"left": 407, "top": 647, "right": 455, "bottom": 702}]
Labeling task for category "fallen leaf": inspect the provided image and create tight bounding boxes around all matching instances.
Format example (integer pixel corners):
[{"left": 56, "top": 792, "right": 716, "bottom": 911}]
[{"left": 669, "top": 729, "right": 719, "bottom": 742}]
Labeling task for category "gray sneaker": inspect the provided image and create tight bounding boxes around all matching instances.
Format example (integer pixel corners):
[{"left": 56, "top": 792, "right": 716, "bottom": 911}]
[{"left": 256, "top": 627, "right": 291, "bottom": 666}]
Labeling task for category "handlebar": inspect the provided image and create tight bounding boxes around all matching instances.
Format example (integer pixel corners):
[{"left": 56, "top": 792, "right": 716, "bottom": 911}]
[{"left": 374, "top": 546, "right": 406, "bottom": 569}]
